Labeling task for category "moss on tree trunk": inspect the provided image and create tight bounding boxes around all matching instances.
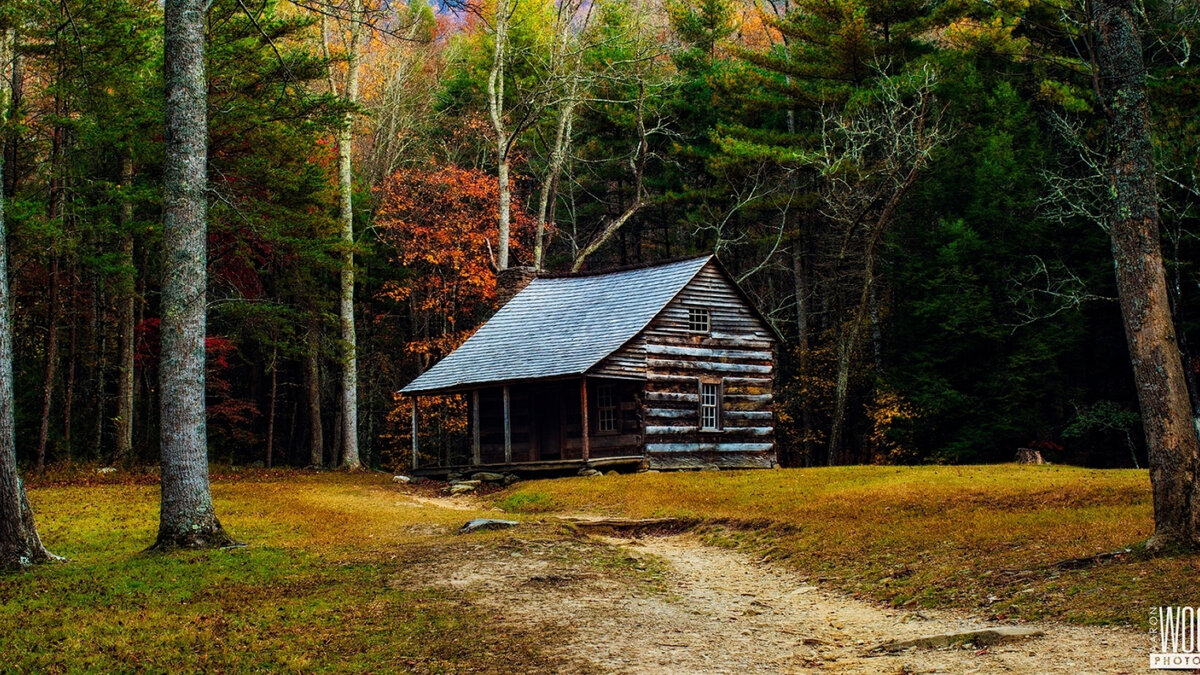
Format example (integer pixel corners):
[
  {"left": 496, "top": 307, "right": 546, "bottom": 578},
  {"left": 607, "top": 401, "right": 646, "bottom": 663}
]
[{"left": 1094, "top": 0, "right": 1200, "bottom": 549}]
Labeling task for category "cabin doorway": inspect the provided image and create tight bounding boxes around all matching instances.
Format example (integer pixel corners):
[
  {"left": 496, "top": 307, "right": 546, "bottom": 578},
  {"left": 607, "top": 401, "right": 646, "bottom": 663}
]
[{"left": 532, "top": 385, "right": 563, "bottom": 460}]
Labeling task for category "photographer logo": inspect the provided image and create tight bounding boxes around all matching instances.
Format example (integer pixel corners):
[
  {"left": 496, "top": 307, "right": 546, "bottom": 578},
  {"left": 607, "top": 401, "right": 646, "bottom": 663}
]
[{"left": 1152, "top": 606, "right": 1200, "bottom": 669}]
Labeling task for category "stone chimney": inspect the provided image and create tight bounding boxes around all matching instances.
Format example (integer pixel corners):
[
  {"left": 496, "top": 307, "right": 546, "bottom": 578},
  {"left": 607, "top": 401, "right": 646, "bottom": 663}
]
[{"left": 495, "top": 266, "right": 538, "bottom": 309}]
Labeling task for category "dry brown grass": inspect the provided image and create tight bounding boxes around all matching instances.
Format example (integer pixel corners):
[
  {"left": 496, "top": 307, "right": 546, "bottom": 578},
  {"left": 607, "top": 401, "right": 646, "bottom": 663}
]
[
  {"left": 496, "top": 464, "right": 1195, "bottom": 626},
  {"left": 3, "top": 472, "right": 560, "bottom": 673}
]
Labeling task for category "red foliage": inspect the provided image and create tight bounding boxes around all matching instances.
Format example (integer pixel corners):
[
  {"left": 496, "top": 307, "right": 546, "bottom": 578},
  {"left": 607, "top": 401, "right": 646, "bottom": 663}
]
[
  {"left": 208, "top": 229, "right": 270, "bottom": 299},
  {"left": 374, "top": 163, "right": 536, "bottom": 362},
  {"left": 132, "top": 320, "right": 259, "bottom": 445}
]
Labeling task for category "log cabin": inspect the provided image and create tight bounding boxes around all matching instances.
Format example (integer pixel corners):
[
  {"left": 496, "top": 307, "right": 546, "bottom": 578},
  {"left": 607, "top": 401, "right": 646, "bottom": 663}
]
[{"left": 398, "top": 256, "right": 781, "bottom": 474}]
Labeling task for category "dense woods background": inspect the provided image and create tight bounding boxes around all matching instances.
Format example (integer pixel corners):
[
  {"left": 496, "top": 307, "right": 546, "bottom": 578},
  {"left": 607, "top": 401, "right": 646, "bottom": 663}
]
[{"left": 1, "top": 0, "right": 1198, "bottom": 472}]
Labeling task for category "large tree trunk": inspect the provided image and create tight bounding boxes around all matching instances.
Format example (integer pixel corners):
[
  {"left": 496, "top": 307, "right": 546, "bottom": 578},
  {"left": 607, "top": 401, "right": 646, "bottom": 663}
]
[
  {"left": 0, "top": 80, "right": 57, "bottom": 569},
  {"left": 325, "top": 1, "right": 363, "bottom": 470},
  {"left": 115, "top": 156, "right": 135, "bottom": 463},
  {"left": 1093, "top": 0, "right": 1200, "bottom": 549},
  {"left": 155, "top": 0, "right": 232, "bottom": 550}
]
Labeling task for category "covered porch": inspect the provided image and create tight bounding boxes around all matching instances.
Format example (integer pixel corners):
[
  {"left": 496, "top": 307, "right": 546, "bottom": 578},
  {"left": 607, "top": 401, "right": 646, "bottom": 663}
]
[{"left": 406, "top": 376, "right": 645, "bottom": 475}]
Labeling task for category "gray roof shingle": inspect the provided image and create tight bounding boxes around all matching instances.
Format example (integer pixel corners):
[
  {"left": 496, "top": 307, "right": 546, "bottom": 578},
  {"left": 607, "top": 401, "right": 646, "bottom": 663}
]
[{"left": 399, "top": 256, "right": 712, "bottom": 395}]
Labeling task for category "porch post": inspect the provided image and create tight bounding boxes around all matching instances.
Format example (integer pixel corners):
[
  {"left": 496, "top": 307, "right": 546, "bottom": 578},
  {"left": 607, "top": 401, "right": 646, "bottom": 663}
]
[
  {"left": 580, "top": 378, "right": 590, "bottom": 464},
  {"left": 472, "top": 389, "right": 481, "bottom": 466},
  {"left": 411, "top": 396, "right": 419, "bottom": 471},
  {"left": 503, "top": 384, "right": 512, "bottom": 464}
]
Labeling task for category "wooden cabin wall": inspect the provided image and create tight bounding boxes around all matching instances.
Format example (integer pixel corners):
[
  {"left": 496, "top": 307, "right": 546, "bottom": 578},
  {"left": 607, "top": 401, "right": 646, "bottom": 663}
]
[
  {"left": 634, "top": 263, "right": 778, "bottom": 469},
  {"left": 592, "top": 262, "right": 776, "bottom": 377},
  {"left": 561, "top": 379, "right": 642, "bottom": 458},
  {"left": 477, "top": 385, "right": 534, "bottom": 463}
]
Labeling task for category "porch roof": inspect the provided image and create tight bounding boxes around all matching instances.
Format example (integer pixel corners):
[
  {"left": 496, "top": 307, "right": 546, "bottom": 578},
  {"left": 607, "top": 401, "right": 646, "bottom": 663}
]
[{"left": 399, "top": 256, "right": 712, "bottom": 395}]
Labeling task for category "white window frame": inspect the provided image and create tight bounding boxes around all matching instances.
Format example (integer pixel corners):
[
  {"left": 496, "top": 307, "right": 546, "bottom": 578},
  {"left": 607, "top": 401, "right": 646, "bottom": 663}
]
[
  {"left": 687, "top": 307, "right": 711, "bottom": 334},
  {"left": 699, "top": 380, "right": 722, "bottom": 431},
  {"left": 596, "top": 384, "right": 618, "bottom": 433}
]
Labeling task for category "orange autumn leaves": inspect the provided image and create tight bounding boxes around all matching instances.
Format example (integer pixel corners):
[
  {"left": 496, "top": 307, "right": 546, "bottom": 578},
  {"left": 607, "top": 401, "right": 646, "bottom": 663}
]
[
  {"left": 375, "top": 164, "right": 538, "bottom": 364},
  {"left": 376, "top": 164, "right": 539, "bottom": 469}
]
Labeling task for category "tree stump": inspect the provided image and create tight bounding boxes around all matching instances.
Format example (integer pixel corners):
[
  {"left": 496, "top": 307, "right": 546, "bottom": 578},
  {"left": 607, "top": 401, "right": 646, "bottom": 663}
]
[{"left": 1015, "top": 448, "right": 1046, "bottom": 465}]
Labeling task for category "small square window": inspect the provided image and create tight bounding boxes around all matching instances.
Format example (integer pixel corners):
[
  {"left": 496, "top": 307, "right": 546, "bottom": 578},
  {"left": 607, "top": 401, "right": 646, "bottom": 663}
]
[
  {"left": 687, "top": 307, "right": 711, "bottom": 333},
  {"left": 597, "top": 384, "right": 618, "bottom": 433},
  {"left": 700, "top": 381, "right": 721, "bottom": 430}
]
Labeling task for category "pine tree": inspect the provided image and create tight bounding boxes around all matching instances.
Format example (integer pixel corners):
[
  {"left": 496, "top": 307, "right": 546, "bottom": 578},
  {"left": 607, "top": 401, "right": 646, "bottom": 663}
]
[{"left": 154, "top": 0, "right": 233, "bottom": 549}]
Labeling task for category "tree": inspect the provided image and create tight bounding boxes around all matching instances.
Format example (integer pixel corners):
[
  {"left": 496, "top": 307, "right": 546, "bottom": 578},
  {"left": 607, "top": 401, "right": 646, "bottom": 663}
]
[
  {"left": 376, "top": 163, "right": 534, "bottom": 364},
  {"left": 1092, "top": 0, "right": 1200, "bottom": 548},
  {"left": 375, "top": 163, "right": 532, "bottom": 465},
  {"left": 1, "top": 24, "right": 56, "bottom": 569},
  {"left": 322, "top": 0, "right": 365, "bottom": 470},
  {"left": 442, "top": 0, "right": 573, "bottom": 270},
  {"left": 154, "top": 0, "right": 233, "bottom": 549},
  {"left": 115, "top": 155, "right": 135, "bottom": 463},
  {"left": 531, "top": 0, "right": 592, "bottom": 270},
  {"left": 816, "top": 67, "right": 949, "bottom": 464},
  {"left": 488, "top": 0, "right": 513, "bottom": 270}
]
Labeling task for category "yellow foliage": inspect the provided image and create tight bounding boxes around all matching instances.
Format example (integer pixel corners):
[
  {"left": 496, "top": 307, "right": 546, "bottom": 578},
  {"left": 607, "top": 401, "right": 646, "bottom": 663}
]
[{"left": 865, "top": 387, "right": 919, "bottom": 464}]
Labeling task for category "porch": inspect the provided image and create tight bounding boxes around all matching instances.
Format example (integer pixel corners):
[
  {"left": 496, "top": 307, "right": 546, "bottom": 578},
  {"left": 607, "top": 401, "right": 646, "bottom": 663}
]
[{"left": 406, "top": 376, "right": 645, "bottom": 473}]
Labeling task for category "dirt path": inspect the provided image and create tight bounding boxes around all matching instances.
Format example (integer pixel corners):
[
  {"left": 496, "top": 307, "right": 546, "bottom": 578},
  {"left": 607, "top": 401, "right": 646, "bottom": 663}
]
[{"left": 407, "top": 495, "right": 1143, "bottom": 673}]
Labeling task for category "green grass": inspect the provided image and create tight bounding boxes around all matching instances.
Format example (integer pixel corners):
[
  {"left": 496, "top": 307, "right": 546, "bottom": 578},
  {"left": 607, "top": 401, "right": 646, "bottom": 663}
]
[
  {"left": 495, "top": 464, "right": 1199, "bottom": 627},
  {"left": 3, "top": 473, "right": 558, "bottom": 673}
]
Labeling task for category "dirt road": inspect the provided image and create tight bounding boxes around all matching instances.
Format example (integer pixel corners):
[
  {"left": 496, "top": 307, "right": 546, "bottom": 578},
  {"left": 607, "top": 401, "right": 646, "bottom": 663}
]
[{"left": 408, "top": 495, "right": 1144, "bottom": 674}]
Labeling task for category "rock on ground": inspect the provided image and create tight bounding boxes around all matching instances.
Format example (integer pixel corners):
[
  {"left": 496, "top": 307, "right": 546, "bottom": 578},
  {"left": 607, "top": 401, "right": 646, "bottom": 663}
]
[{"left": 459, "top": 519, "right": 519, "bottom": 534}]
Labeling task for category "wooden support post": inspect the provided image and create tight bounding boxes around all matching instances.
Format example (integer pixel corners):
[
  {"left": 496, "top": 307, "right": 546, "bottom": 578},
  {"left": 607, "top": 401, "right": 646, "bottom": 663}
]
[
  {"left": 503, "top": 384, "right": 512, "bottom": 464},
  {"left": 580, "top": 378, "right": 590, "bottom": 464},
  {"left": 472, "top": 389, "right": 481, "bottom": 466},
  {"left": 411, "top": 396, "right": 419, "bottom": 471}
]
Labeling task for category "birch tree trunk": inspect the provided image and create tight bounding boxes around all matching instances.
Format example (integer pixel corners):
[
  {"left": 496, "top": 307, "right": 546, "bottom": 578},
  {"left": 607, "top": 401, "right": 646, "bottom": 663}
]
[
  {"left": 488, "top": 0, "right": 511, "bottom": 270},
  {"left": 115, "top": 156, "right": 135, "bottom": 463},
  {"left": 1, "top": 46, "right": 57, "bottom": 567},
  {"left": 324, "top": 2, "right": 364, "bottom": 470},
  {"left": 155, "top": 0, "right": 232, "bottom": 549},
  {"left": 1093, "top": 0, "right": 1200, "bottom": 549}
]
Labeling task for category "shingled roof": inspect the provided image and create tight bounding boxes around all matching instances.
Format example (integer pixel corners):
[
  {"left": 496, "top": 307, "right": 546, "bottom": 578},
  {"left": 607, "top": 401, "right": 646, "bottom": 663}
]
[{"left": 400, "top": 256, "right": 713, "bottom": 395}]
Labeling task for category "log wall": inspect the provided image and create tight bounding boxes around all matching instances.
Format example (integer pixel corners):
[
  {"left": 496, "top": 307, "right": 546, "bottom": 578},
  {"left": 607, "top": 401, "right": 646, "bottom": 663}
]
[{"left": 595, "top": 262, "right": 778, "bottom": 469}]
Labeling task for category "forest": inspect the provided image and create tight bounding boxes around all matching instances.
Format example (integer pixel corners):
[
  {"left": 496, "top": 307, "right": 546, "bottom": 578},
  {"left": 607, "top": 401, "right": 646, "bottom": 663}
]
[{"left": 0, "top": 0, "right": 1198, "bottom": 477}]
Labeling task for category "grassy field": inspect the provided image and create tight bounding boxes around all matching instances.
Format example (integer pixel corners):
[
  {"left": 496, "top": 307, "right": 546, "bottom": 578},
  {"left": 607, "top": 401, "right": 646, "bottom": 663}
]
[
  {"left": 499, "top": 464, "right": 1194, "bottom": 627},
  {"left": 4, "top": 464, "right": 1190, "bottom": 671},
  {"left": 2, "top": 472, "right": 561, "bottom": 673}
]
